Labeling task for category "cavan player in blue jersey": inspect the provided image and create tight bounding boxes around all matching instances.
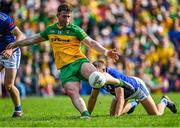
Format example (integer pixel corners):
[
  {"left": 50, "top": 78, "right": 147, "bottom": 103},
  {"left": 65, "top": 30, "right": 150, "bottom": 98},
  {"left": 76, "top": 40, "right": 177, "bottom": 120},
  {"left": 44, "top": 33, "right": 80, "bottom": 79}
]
[
  {"left": 0, "top": 12, "right": 25, "bottom": 117},
  {"left": 88, "top": 60, "right": 177, "bottom": 116}
]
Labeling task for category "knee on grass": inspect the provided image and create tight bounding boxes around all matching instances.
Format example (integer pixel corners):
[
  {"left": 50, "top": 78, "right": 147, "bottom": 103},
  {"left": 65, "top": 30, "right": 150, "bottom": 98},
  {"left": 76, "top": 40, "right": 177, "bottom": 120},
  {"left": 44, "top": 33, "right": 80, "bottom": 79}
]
[{"left": 148, "top": 111, "right": 161, "bottom": 116}]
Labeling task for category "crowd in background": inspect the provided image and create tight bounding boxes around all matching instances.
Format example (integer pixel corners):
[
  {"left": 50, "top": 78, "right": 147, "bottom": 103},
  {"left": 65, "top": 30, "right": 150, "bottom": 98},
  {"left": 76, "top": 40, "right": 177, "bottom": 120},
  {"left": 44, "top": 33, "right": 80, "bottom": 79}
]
[{"left": 0, "top": 0, "right": 179, "bottom": 98}]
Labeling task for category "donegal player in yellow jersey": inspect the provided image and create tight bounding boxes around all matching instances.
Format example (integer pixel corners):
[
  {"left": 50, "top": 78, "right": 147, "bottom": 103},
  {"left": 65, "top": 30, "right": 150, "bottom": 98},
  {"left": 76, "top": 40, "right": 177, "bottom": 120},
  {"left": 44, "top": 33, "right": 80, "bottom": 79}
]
[
  {"left": 6, "top": 4, "right": 122, "bottom": 118},
  {"left": 40, "top": 21, "right": 88, "bottom": 69}
]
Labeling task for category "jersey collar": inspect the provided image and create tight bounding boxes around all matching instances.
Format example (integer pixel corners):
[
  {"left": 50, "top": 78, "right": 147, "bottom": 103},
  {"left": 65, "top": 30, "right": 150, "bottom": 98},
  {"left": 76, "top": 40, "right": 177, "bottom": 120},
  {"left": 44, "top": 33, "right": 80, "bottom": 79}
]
[
  {"left": 56, "top": 23, "right": 63, "bottom": 29},
  {"left": 56, "top": 23, "right": 71, "bottom": 29}
]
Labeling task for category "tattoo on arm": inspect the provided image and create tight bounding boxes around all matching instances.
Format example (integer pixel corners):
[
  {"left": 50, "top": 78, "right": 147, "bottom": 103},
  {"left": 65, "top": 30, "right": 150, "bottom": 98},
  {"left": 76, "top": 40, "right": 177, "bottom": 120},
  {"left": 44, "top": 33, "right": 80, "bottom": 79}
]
[{"left": 82, "top": 36, "right": 107, "bottom": 55}]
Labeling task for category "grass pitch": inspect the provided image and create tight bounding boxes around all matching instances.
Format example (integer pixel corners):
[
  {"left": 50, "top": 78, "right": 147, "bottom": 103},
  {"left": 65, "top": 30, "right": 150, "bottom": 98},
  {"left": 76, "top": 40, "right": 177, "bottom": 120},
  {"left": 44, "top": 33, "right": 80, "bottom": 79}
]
[{"left": 0, "top": 93, "right": 180, "bottom": 127}]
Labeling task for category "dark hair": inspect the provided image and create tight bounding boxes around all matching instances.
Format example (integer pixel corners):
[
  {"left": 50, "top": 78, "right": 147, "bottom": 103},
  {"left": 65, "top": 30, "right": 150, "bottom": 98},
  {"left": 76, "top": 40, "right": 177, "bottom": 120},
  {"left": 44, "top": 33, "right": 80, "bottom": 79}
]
[
  {"left": 93, "top": 60, "right": 106, "bottom": 68},
  {"left": 57, "top": 4, "right": 72, "bottom": 13}
]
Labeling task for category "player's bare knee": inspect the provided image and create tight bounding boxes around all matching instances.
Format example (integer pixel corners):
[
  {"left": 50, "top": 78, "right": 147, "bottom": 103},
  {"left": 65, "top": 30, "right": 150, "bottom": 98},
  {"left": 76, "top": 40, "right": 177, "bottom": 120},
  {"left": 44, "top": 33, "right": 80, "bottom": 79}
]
[
  {"left": 152, "top": 113, "right": 161, "bottom": 116},
  {"left": 66, "top": 89, "right": 77, "bottom": 97},
  {"left": 5, "top": 85, "right": 13, "bottom": 92},
  {"left": 89, "top": 71, "right": 106, "bottom": 88},
  {"left": 155, "top": 112, "right": 162, "bottom": 116}
]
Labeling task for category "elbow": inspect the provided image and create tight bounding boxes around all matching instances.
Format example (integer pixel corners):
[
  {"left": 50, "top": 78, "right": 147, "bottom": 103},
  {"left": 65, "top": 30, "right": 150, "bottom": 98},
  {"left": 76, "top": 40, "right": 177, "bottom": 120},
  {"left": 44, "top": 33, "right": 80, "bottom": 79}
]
[
  {"left": 88, "top": 40, "right": 97, "bottom": 49},
  {"left": 87, "top": 43, "right": 93, "bottom": 49},
  {"left": 17, "top": 34, "right": 26, "bottom": 40}
]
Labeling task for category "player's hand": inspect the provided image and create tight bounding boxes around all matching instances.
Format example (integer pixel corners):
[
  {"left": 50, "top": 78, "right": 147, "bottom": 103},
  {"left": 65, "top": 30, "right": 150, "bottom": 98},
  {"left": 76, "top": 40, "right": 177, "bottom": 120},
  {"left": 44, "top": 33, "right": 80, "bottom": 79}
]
[
  {"left": 107, "top": 49, "right": 120, "bottom": 61},
  {"left": 6, "top": 43, "right": 17, "bottom": 50},
  {"left": 1, "top": 49, "right": 13, "bottom": 59}
]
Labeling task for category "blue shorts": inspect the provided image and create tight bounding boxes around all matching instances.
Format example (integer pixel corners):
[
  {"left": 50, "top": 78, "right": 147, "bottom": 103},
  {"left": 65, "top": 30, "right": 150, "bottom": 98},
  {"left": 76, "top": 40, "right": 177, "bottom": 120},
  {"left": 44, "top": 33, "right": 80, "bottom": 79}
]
[{"left": 0, "top": 51, "right": 21, "bottom": 69}]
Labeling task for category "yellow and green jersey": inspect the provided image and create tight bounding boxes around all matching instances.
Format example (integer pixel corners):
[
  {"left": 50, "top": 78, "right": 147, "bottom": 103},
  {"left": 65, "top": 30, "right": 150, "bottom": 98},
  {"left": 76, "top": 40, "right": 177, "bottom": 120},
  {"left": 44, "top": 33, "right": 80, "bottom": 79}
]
[{"left": 40, "top": 23, "right": 88, "bottom": 69}]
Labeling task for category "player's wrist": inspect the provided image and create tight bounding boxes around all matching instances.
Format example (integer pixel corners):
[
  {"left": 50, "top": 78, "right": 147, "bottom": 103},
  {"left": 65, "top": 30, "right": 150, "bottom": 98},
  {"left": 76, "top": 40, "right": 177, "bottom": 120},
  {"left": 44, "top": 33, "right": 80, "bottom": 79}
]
[{"left": 119, "top": 80, "right": 124, "bottom": 87}]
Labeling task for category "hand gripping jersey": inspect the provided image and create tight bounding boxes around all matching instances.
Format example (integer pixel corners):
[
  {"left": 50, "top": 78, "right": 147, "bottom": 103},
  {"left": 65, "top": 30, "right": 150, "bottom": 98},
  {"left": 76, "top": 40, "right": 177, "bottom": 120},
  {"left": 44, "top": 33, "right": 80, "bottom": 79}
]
[
  {"left": 0, "top": 12, "right": 19, "bottom": 53},
  {"left": 40, "top": 23, "right": 88, "bottom": 69}
]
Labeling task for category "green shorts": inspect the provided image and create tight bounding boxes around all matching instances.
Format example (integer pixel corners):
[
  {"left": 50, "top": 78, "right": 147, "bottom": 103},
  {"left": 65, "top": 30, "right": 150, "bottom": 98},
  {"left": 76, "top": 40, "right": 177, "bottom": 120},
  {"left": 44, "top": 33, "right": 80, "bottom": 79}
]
[{"left": 60, "top": 58, "right": 89, "bottom": 86}]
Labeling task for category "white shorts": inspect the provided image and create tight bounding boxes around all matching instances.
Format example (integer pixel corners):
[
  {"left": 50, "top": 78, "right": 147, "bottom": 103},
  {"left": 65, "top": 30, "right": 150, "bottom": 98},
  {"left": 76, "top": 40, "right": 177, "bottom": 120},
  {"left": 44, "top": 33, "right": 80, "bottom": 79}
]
[
  {"left": 0, "top": 51, "right": 21, "bottom": 69},
  {"left": 126, "top": 77, "right": 150, "bottom": 101}
]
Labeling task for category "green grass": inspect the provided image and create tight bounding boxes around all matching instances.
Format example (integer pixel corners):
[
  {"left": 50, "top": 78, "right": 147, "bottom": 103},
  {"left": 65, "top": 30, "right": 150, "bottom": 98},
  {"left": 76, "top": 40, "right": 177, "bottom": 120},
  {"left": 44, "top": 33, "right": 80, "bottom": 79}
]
[{"left": 0, "top": 93, "right": 180, "bottom": 127}]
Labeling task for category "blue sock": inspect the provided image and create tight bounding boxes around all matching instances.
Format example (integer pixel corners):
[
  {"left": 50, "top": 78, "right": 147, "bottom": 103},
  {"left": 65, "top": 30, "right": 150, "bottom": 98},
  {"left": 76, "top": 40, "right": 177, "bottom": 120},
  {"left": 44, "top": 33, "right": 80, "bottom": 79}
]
[
  {"left": 15, "top": 105, "right": 22, "bottom": 112},
  {"left": 130, "top": 101, "right": 138, "bottom": 107},
  {"left": 161, "top": 98, "right": 168, "bottom": 106}
]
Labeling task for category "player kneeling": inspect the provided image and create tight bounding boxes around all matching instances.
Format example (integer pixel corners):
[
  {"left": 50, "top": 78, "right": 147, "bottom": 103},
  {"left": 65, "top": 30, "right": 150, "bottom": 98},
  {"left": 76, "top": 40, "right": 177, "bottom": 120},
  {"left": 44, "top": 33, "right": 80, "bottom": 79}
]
[{"left": 88, "top": 60, "right": 177, "bottom": 116}]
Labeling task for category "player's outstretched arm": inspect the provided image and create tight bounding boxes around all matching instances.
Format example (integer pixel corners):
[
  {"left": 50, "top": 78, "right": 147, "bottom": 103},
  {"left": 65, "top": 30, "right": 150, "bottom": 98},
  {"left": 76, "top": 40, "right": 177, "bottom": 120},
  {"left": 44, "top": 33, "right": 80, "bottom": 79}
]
[
  {"left": 11, "top": 26, "right": 26, "bottom": 42},
  {"left": 82, "top": 36, "right": 120, "bottom": 61},
  {"left": 6, "top": 33, "right": 46, "bottom": 49},
  {"left": 87, "top": 89, "right": 100, "bottom": 115},
  {"left": 103, "top": 73, "right": 121, "bottom": 85}
]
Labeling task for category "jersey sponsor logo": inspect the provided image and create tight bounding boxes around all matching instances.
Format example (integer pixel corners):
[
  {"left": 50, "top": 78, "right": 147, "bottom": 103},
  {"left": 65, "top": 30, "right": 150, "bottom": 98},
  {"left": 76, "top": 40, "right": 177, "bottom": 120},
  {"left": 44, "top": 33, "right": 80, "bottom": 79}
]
[
  {"left": 50, "top": 37, "right": 70, "bottom": 42},
  {"left": 48, "top": 34, "right": 79, "bottom": 44}
]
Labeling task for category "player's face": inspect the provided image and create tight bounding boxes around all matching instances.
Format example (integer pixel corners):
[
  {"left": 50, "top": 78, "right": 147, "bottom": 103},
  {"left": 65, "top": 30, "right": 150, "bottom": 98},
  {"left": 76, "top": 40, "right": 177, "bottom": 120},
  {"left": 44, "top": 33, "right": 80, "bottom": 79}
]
[
  {"left": 57, "top": 11, "right": 71, "bottom": 26},
  {"left": 97, "top": 65, "right": 106, "bottom": 73}
]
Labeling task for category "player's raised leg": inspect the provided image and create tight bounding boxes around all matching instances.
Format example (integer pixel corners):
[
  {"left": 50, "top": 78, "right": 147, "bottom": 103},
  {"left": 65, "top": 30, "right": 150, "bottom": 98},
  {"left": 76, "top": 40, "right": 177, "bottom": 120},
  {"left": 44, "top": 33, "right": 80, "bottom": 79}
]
[
  {"left": 4, "top": 68, "right": 22, "bottom": 117},
  {"left": 80, "top": 62, "right": 98, "bottom": 118},
  {"left": 81, "top": 62, "right": 121, "bottom": 88}
]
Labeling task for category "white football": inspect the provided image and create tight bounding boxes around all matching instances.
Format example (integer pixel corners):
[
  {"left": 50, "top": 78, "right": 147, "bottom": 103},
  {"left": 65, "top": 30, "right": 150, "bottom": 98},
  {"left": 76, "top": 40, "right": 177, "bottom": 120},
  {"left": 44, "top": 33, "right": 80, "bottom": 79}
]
[{"left": 89, "top": 71, "right": 106, "bottom": 88}]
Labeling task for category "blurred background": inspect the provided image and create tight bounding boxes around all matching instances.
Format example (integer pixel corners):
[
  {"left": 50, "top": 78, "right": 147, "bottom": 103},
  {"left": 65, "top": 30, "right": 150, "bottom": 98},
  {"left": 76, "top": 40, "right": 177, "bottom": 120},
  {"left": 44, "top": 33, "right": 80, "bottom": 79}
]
[{"left": 0, "top": 0, "right": 179, "bottom": 98}]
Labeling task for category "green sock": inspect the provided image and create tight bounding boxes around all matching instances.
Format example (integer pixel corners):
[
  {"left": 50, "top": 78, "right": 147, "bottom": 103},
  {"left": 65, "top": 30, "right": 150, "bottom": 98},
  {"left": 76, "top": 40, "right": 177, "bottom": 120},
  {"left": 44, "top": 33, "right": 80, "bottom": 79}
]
[{"left": 81, "top": 111, "right": 90, "bottom": 116}]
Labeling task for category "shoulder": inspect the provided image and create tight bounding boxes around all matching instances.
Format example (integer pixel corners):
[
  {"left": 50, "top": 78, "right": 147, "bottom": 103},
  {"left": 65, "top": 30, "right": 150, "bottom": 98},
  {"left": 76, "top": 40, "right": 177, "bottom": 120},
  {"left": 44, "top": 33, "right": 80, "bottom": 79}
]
[
  {"left": 0, "top": 12, "right": 12, "bottom": 25},
  {"left": 42, "top": 23, "right": 57, "bottom": 33},
  {"left": 46, "top": 23, "right": 57, "bottom": 29},
  {"left": 0, "top": 12, "right": 9, "bottom": 21},
  {"left": 0, "top": 12, "right": 16, "bottom": 31}
]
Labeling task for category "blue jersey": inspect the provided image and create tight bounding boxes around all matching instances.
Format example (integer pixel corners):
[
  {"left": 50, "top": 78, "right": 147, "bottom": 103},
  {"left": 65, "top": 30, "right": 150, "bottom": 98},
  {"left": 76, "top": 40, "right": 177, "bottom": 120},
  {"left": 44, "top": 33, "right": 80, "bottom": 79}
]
[
  {"left": 0, "top": 12, "right": 19, "bottom": 53},
  {"left": 103, "top": 67, "right": 139, "bottom": 99}
]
